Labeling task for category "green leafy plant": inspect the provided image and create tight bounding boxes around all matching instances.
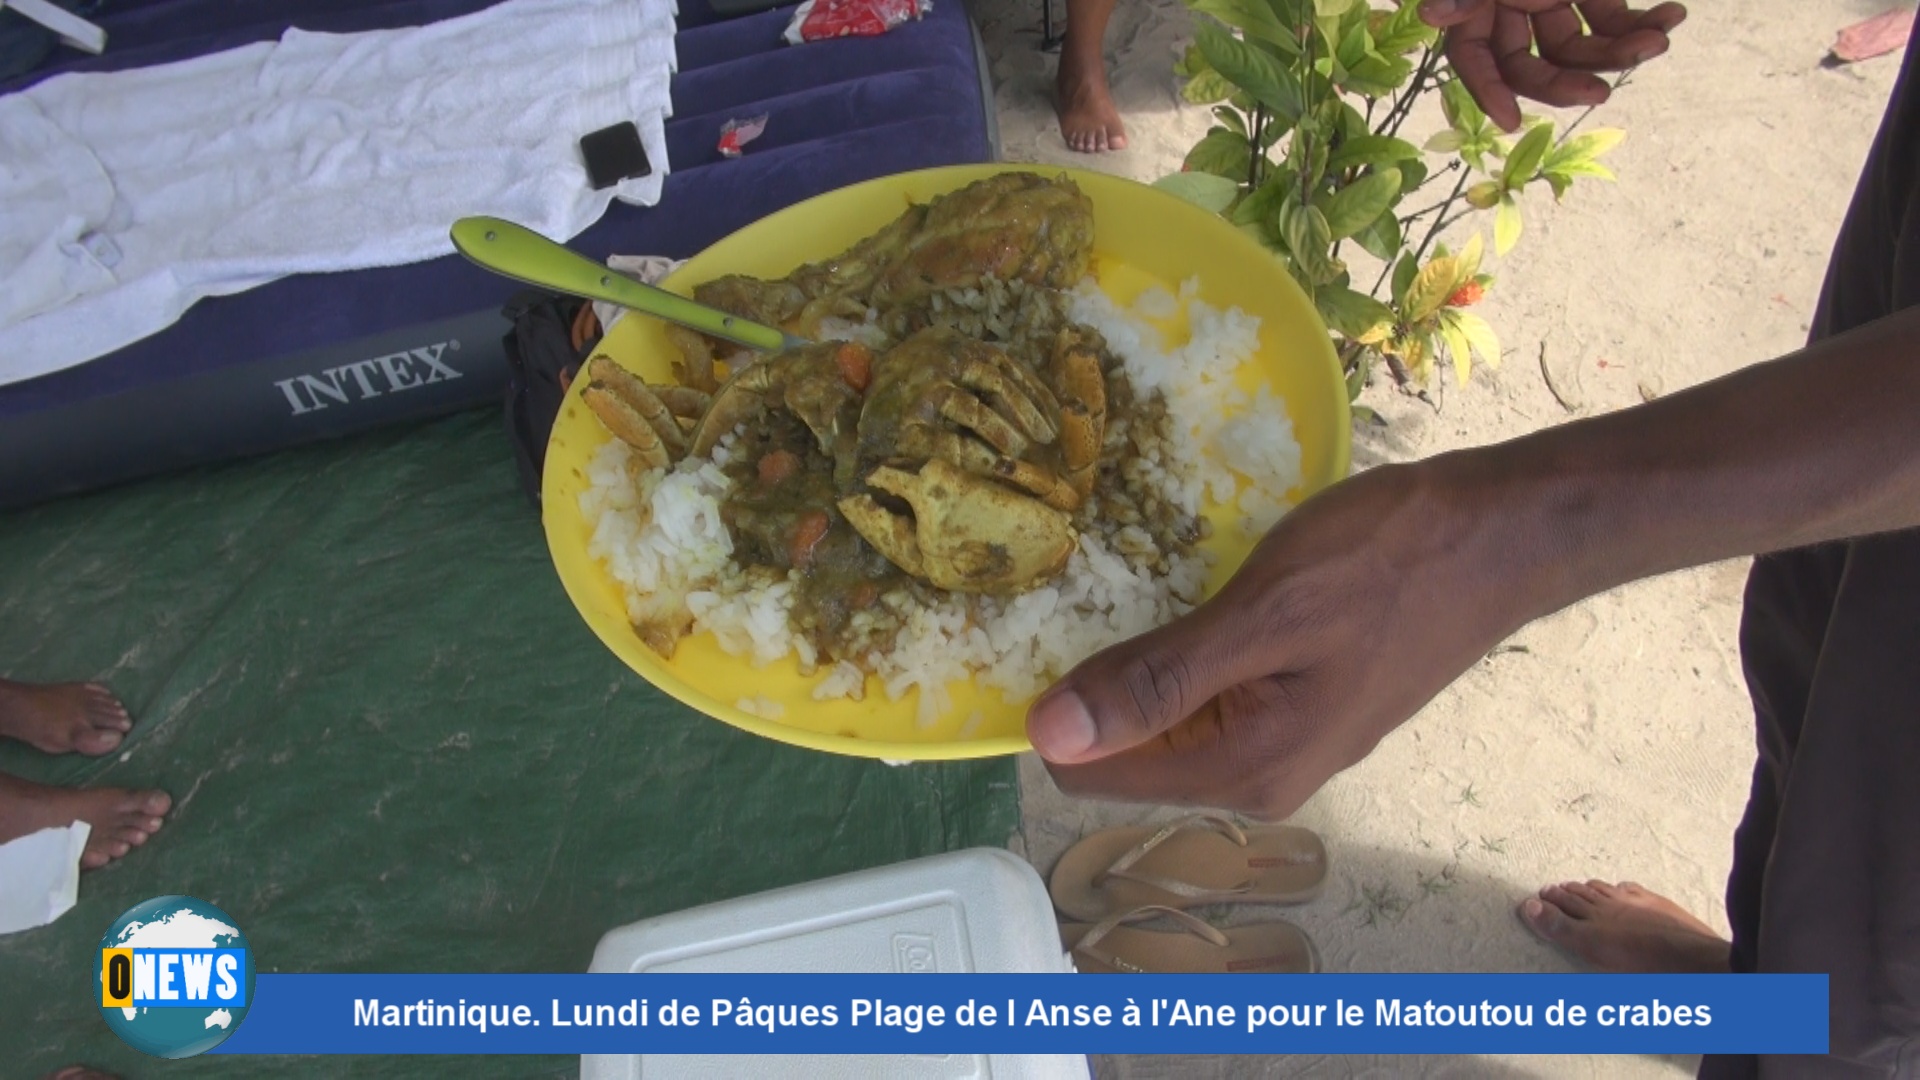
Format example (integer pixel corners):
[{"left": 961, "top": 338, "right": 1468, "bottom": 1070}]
[{"left": 1157, "top": 0, "right": 1629, "bottom": 406}]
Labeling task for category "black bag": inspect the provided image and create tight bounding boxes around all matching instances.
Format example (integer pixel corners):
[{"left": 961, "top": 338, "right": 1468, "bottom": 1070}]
[{"left": 501, "top": 289, "right": 602, "bottom": 507}]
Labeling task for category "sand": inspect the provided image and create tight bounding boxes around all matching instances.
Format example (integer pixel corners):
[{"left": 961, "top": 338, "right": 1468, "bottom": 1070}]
[{"left": 972, "top": 0, "right": 1906, "bottom": 1075}]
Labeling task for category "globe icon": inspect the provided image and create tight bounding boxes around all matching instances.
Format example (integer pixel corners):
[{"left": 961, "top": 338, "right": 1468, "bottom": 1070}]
[{"left": 97, "top": 895, "right": 254, "bottom": 1058}]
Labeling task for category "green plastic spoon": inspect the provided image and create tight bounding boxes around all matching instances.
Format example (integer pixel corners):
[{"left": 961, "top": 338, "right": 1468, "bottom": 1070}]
[{"left": 449, "top": 216, "right": 808, "bottom": 352}]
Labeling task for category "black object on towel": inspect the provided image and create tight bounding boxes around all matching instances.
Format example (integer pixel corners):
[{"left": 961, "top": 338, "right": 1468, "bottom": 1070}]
[
  {"left": 580, "top": 121, "right": 651, "bottom": 189},
  {"left": 501, "top": 289, "right": 600, "bottom": 506}
]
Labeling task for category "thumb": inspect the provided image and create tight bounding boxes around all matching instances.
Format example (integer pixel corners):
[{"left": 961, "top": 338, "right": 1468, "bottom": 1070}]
[{"left": 1026, "top": 601, "right": 1277, "bottom": 765}]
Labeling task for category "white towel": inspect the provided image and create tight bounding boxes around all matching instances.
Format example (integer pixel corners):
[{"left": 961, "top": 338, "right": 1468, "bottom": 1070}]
[{"left": 0, "top": 0, "right": 678, "bottom": 386}]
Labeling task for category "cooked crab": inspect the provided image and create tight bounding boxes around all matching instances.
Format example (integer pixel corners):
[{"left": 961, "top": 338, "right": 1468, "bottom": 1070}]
[
  {"left": 580, "top": 354, "right": 711, "bottom": 469},
  {"left": 838, "top": 459, "right": 1076, "bottom": 595},
  {"left": 687, "top": 341, "right": 874, "bottom": 487},
  {"left": 672, "top": 172, "right": 1096, "bottom": 377},
  {"left": 865, "top": 170, "right": 1095, "bottom": 310},
  {"left": 854, "top": 326, "right": 1091, "bottom": 511}
]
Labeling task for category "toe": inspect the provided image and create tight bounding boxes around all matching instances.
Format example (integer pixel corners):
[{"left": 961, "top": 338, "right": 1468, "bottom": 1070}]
[
  {"left": 115, "top": 827, "right": 150, "bottom": 848},
  {"left": 85, "top": 687, "right": 130, "bottom": 719},
  {"left": 140, "top": 791, "right": 172, "bottom": 816},
  {"left": 1543, "top": 883, "right": 1597, "bottom": 917},
  {"left": 1109, "top": 131, "right": 1129, "bottom": 151},
  {"left": 73, "top": 728, "right": 123, "bottom": 755},
  {"left": 1566, "top": 881, "right": 1606, "bottom": 903},
  {"left": 1585, "top": 879, "right": 1619, "bottom": 896},
  {"left": 86, "top": 684, "right": 127, "bottom": 709},
  {"left": 1519, "top": 897, "right": 1572, "bottom": 940},
  {"left": 80, "top": 849, "right": 109, "bottom": 870}
]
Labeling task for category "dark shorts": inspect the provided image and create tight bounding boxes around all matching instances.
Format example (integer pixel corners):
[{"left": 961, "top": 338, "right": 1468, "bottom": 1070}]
[{"left": 1701, "top": 42, "right": 1920, "bottom": 1080}]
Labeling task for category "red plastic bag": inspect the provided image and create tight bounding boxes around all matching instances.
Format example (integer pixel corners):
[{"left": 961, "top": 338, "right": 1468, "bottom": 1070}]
[
  {"left": 782, "top": 0, "right": 931, "bottom": 45},
  {"left": 717, "top": 115, "right": 768, "bottom": 158}
]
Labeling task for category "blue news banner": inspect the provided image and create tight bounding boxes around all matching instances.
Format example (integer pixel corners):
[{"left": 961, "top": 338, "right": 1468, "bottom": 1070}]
[{"left": 212, "top": 974, "right": 1829, "bottom": 1055}]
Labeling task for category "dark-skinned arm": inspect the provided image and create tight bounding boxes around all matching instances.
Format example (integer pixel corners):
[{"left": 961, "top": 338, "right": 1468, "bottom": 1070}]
[{"left": 1025, "top": 304, "right": 1920, "bottom": 817}]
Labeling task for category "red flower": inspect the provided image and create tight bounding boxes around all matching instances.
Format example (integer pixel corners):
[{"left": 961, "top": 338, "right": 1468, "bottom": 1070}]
[{"left": 1447, "top": 281, "right": 1485, "bottom": 307}]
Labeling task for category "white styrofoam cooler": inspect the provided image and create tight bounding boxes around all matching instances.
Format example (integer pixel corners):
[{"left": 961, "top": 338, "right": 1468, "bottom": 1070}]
[{"left": 581, "top": 847, "right": 1088, "bottom": 1080}]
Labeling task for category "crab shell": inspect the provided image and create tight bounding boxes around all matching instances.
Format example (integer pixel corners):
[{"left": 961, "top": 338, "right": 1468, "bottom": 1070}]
[{"left": 837, "top": 458, "right": 1076, "bottom": 595}]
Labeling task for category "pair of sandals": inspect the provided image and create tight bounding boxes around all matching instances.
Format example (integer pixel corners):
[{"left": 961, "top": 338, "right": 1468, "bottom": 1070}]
[{"left": 1051, "top": 814, "right": 1329, "bottom": 975}]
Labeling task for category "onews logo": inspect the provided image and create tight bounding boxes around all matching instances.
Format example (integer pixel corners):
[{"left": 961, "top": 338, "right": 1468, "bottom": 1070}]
[{"left": 96, "top": 895, "right": 254, "bottom": 1058}]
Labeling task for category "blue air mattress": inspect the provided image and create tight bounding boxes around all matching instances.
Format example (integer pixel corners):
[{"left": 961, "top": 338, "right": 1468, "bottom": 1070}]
[{"left": 0, "top": 0, "right": 997, "bottom": 509}]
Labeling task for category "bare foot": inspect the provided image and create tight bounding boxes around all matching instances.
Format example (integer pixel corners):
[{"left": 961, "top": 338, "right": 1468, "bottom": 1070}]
[
  {"left": 1056, "top": 52, "right": 1127, "bottom": 153},
  {"left": 0, "top": 773, "right": 170, "bottom": 870},
  {"left": 43, "top": 1068, "right": 122, "bottom": 1080},
  {"left": 1518, "top": 879, "right": 1731, "bottom": 974},
  {"left": 0, "top": 680, "right": 132, "bottom": 756}
]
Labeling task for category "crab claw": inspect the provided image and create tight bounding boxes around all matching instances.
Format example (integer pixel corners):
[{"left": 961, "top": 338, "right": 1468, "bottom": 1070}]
[
  {"left": 1050, "top": 327, "right": 1107, "bottom": 505},
  {"left": 686, "top": 343, "right": 865, "bottom": 484},
  {"left": 838, "top": 459, "right": 1075, "bottom": 595},
  {"left": 582, "top": 354, "right": 709, "bottom": 469}
]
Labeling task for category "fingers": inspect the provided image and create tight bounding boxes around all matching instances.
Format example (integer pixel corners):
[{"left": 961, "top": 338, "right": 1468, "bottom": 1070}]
[
  {"left": 1427, "top": 0, "right": 1688, "bottom": 29},
  {"left": 1492, "top": 7, "right": 1614, "bottom": 113},
  {"left": 1418, "top": 0, "right": 1490, "bottom": 28},
  {"left": 1044, "top": 678, "right": 1325, "bottom": 819},
  {"left": 1537, "top": 4, "right": 1677, "bottom": 70},
  {"left": 1578, "top": 0, "right": 1687, "bottom": 37},
  {"left": 1433, "top": 0, "right": 1686, "bottom": 132},
  {"left": 1026, "top": 599, "right": 1282, "bottom": 765},
  {"left": 1441, "top": 4, "right": 1524, "bottom": 132},
  {"left": 1530, "top": 7, "right": 1630, "bottom": 70},
  {"left": 1421, "top": 0, "right": 1583, "bottom": 27}
]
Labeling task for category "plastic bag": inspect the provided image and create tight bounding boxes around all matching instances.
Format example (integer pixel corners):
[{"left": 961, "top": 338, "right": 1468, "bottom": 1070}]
[
  {"left": 500, "top": 289, "right": 597, "bottom": 506},
  {"left": 717, "top": 115, "right": 769, "bottom": 158},
  {"left": 782, "top": 0, "right": 931, "bottom": 45}
]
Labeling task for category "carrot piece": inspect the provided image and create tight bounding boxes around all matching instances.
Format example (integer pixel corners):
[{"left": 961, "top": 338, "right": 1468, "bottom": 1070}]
[
  {"left": 850, "top": 582, "right": 878, "bottom": 609},
  {"left": 758, "top": 449, "right": 801, "bottom": 486},
  {"left": 790, "top": 511, "right": 831, "bottom": 568},
  {"left": 835, "top": 342, "right": 872, "bottom": 392}
]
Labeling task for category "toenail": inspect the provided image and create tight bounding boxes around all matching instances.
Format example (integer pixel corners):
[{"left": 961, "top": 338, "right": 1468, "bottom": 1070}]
[{"left": 1522, "top": 898, "right": 1544, "bottom": 919}]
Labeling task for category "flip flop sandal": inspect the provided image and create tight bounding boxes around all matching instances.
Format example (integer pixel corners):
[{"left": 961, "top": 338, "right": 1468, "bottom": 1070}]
[
  {"left": 1060, "top": 905, "right": 1320, "bottom": 974},
  {"left": 1049, "top": 813, "right": 1328, "bottom": 922}
]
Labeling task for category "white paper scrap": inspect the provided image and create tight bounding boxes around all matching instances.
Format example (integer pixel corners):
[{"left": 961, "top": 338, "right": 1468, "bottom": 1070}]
[{"left": 0, "top": 822, "right": 91, "bottom": 935}]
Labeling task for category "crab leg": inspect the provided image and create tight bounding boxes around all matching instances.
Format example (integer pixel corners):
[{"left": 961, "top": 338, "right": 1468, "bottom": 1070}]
[
  {"left": 655, "top": 385, "right": 713, "bottom": 419},
  {"left": 582, "top": 355, "right": 688, "bottom": 468},
  {"left": 1050, "top": 332, "right": 1106, "bottom": 501},
  {"left": 958, "top": 355, "right": 1060, "bottom": 445},
  {"left": 931, "top": 387, "right": 1032, "bottom": 457}
]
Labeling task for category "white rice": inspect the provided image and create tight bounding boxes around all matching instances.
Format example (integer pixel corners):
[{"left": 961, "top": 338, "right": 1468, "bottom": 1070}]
[
  {"left": 579, "top": 277, "right": 1304, "bottom": 725},
  {"left": 736, "top": 696, "right": 787, "bottom": 720}
]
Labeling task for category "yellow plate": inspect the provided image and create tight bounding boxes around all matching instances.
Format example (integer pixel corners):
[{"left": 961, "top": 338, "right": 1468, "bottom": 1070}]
[{"left": 541, "top": 164, "right": 1350, "bottom": 761}]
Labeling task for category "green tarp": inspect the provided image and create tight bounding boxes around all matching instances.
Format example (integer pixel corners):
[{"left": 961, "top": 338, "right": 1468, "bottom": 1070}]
[{"left": 0, "top": 412, "right": 1019, "bottom": 1077}]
